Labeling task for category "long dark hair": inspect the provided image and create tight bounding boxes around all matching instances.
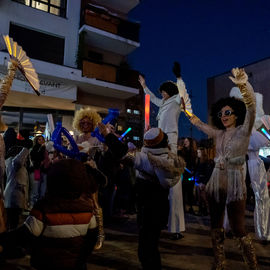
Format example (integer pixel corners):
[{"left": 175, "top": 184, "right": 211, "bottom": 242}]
[{"left": 210, "top": 97, "right": 246, "bottom": 130}]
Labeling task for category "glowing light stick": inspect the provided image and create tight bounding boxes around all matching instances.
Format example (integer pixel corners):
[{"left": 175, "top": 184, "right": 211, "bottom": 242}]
[
  {"left": 261, "top": 128, "right": 270, "bottom": 140},
  {"left": 118, "top": 127, "right": 132, "bottom": 141},
  {"left": 181, "top": 97, "right": 193, "bottom": 117},
  {"left": 145, "top": 94, "right": 150, "bottom": 130}
]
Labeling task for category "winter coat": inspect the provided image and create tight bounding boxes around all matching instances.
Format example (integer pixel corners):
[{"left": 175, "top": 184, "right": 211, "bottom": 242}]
[
  {"left": 25, "top": 196, "right": 96, "bottom": 270},
  {"left": 4, "top": 147, "right": 29, "bottom": 209},
  {"left": 104, "top": 134, "right": 185, "bottom": 189}
]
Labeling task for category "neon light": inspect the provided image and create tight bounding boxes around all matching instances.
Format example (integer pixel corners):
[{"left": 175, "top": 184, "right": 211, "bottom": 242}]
[
  {"left": 118, "top": 127, "right": 132, "bottom": 141},
  {"left": 184, "top": 167, "right": 192, "bottom": 174},
  {"left": 185, "top": 110, "right": 193, "bottom": 117},
  {"left": 261, "top": 128, "right": 270, "bottom": 140},
  {"left": 145, "top": 94, "right": 150, "bottom": 130}
]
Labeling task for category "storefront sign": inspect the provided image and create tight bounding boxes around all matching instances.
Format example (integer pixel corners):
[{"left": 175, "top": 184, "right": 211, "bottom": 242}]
[{"left": 0, "top": 70, "right": 77, "bottom": 100}]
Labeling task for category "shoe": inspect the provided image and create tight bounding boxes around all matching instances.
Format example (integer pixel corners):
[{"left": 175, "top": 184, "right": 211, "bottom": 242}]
[{"left": 169, "top": 233, "right": 184, "bottom": 240}]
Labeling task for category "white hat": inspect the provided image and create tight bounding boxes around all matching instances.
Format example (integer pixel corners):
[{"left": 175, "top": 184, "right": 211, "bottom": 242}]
[
  {"left": 128, "top": 142, "right": 136, "bottom": 150},
  {"left": 144, "top": 128, "right": 165, "bottom": 147}
]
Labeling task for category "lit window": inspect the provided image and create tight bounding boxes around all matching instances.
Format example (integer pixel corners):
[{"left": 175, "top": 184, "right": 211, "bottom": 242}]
[
  {"left": 12, "top": 0, "right": 67, "bottom": 18},
  {"left": 133, "top": 136, "right": 140, "bottom": 141},
  {"left": 127, "top": 109, "right": 132, "bottom": 114},
  {"left": 133, "top": 110, "right": 140, "bottom": 115}
]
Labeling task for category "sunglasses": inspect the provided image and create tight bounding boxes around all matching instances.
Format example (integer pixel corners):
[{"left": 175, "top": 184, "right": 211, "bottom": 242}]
[{"left": 217, "top": 110, "right": 235, "bottom": 118}]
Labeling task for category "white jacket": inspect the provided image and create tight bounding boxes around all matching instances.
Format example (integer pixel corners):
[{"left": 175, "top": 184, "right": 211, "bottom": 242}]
[{"left": 143, "top": 78, "right": 192, "bottom": 134}]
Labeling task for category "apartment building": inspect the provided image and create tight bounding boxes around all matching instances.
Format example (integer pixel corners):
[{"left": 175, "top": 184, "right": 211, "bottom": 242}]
[
  {"left": 0, "top": 0, "right": 143, "bottom": 143},
  {"left": 207, "top": 57, "right": 270, "bottom": 116}
]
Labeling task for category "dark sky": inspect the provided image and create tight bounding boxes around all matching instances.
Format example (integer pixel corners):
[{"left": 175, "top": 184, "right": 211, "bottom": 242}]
[{"left": 128, "top": 0, "right": 270, "bottom": 140}]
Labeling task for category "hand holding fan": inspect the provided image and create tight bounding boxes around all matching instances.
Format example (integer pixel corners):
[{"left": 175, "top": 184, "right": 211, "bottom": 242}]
[
  {"left": 3, "top": 35, "right": 40, "bottom": 95},
  {"left": 181, "top": 96, "right": 193, "bottom": 118}
]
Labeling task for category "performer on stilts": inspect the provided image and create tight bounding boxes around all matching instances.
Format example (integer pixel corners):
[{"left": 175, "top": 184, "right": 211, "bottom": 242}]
[
  {"left": 228, "top": 87, "right": 270, "bottom": 244},
  {"left": 185, "top": 68, "right": 258, "bottom": 270},
  {"left": 138, "top": 62, "right": 192, "bottom": 240}
]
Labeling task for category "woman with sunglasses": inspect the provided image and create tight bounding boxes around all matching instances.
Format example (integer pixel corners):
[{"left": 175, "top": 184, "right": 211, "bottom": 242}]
[{"left": 188, "top": 68, "right": 258, "bottom": 270}]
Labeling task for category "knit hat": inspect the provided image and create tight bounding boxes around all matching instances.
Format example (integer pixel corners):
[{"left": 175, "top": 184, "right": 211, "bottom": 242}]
[{"left": 144, "top": 128, "right": 165, "bottom": 147}]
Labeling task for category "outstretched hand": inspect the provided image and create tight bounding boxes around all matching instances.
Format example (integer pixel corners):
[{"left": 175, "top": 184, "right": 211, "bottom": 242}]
[
  {"left": 138, "top": 74, "right": 146, "bottom": 89},
  {"left": 229, "top": 68, "right": 248, "bottom": 85},
  {"left": 172, "top": 61, "right": 181, "bottom": 78}
]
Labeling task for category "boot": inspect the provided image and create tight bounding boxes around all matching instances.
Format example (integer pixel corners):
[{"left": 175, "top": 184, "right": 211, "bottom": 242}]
[
  {"left": 238, "top": 234, "right": 258, "bottom": 270},
  {"left": 211, "top": 228, "right": 226, "bottom": 270},
  {"left": 94, "top": 207, "right": 105, "bottom": 250}
]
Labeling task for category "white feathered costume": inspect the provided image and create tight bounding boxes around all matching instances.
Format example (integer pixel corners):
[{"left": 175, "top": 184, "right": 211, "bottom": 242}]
[{"left": 228, "top": 87, "right": 270, "bottom": 241}]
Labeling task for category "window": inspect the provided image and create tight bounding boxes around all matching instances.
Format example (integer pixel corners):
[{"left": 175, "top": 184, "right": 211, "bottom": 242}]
[
  {"left": 13, "top": 0, "right": 67, "bottom": 18},
  {"left": 10, "top": 23, "right": 65, "bottom": 65},
  {"left": 133, "top": 110, "right": 140, "bottom": 115}
]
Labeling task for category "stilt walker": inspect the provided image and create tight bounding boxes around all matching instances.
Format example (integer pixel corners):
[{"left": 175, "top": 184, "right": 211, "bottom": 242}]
[
  {"left": 184, "top": 68, "right": 258, "bottom": 270},
  {"left": 139, "top": 62, "right": 192, "bottom": 240}
]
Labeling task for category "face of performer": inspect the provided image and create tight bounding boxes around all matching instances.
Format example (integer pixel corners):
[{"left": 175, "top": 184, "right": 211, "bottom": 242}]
[
  {"left": 79, "top": 117, "right": 93, "bottom": 133},
  {"left": 197, "top": 149, "right": 202, "bottom": 158},
  {"left": 161, "top": 90, "right": 170, "bottom": 101},
  {"left": 219, "top": 105, "right": 237, "bottom": 129}
]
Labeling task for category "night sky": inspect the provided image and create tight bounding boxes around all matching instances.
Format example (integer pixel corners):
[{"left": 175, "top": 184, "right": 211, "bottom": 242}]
[{"left": 128, "top": 0, "right": 270, "bottom": 140}]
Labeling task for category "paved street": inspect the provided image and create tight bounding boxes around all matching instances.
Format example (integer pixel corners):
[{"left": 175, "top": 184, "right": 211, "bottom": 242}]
[{"left": 3, "top": 210, "right": 270, "bottom": 270}]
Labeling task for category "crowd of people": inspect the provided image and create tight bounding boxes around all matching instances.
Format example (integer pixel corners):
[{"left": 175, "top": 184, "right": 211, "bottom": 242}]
[{"left": 0, "top": 60, "right": 269, "bottom": 270}]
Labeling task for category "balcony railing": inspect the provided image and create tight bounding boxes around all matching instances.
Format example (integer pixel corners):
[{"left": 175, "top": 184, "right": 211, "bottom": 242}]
[
  {"left": 82, "top": 6, "right": 140, "bottom": 42},
  {"left": 82, "top": 59, "right": 139, "bottom": 88}
]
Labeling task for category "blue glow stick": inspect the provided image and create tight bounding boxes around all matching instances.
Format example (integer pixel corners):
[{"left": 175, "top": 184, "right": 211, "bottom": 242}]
[
  {"left": 261, "top": 128, "right": 270, "bottom": 140},
  {"left": 184, "top": 167, "right": 192, "bottom": 174},
  {"left": 118, "top": 127, "right": 132, "bottom": 141}
]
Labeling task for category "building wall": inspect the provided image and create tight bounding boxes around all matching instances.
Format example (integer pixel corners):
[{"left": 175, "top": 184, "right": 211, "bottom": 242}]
[
  {"left": 0, "top": 0, "right": 81, "bottom": 68},
  {"left": 207, "top": 57, "right": 270, "bottom": 118}
]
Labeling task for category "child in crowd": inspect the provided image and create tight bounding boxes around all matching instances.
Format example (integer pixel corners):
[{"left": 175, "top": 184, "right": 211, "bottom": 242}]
[{"left": 0, "top": 159, "right": 98, "bottom": 270}]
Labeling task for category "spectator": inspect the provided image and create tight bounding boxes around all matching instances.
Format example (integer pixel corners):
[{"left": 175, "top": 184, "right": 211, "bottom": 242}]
[
  {"left": 0, "top": 159, "right": 98, "bottom": 270},
  {"left": 194, "top": 147, "right": 214, "bottom": 216},
  {"left": 4, "top": 146, "right": 30, "bottom": 230},
  {"left": 178, "top": 137, "right": 197, "bottom": 214}
]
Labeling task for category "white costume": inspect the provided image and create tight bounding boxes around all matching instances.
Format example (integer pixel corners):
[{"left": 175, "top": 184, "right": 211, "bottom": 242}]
[{"left": 143, "top": 78, "right": 192, "bottom": 234}]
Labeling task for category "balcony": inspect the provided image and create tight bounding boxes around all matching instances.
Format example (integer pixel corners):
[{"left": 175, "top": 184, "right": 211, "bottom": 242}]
[
  {"left": 90, "top": 0, "right": 140, "bottom": 14},
  {"left": 79, "top": 6, "right": 140, "bottom": 55},
  {"left": 82, "top": 59, "right": 139, "bottom": 88}
]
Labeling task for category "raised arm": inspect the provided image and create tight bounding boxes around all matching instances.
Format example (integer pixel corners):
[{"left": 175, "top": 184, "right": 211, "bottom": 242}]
[
  {"left": 172, "top": 62, "right": 192, "bottom": 113},
  {"left": 0, "top": 59, "right": 19, "bottom": 110},
  {"left": 138, "top": 75, "right": 163, "bottom": 107},
  {"left": 189, "top": 114, "right": 217, "bottom": 138},
  {"left": 229, "top": 68, "right": 255, "bottom": 135}
]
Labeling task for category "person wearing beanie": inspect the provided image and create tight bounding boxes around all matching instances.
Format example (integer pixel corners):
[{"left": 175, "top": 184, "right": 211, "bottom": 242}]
[
  {"left": 139, "top": 62, "right": 191, "bottom": 242},
  {"left": 98, "top": 124, "right": 185, "bottom": 270},
  {"left": 0, "top": 159, "right": 98, "bottom": 270}
]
